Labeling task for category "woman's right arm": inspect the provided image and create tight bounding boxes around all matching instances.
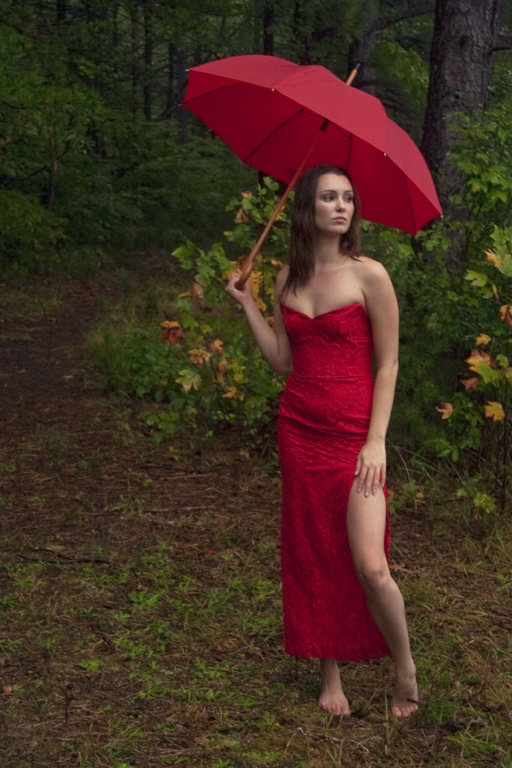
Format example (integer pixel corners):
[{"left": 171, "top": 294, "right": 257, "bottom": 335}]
[{"left": 225, "top": 267, "right": 293, "bottom": 375}]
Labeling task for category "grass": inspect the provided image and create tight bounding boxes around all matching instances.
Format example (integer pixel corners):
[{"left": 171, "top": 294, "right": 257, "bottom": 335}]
[
  {"left": 0, "top": 265, "right": 511, "bottom": 767},
  {"left": 1, "top": 457, "right": 511, "bottom": 767}
]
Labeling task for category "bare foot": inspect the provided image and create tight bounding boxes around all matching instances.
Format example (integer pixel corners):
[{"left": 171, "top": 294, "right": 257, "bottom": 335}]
[
  {"left": 319, "top": 659, "right": 351, "bottom": 717},
  {"left": 390, "top": 667, "right": 419, "bottom": 718}
]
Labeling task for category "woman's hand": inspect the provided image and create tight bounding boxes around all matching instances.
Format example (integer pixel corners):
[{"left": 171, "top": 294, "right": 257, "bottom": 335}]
[
  {"left": 225, "top": 268, "right": 253, "bottom": 304},
  {"left": 354, "top": 439, "right": 386, "bottom": 497}
]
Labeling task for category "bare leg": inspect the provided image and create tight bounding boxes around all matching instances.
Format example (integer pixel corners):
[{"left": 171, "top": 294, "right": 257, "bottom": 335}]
[
  {"left": 319, "top": 658, "right": 351, "bottom": 716},
  {"left": 346, "top": 481, "right": 418, "bottom": 717}
]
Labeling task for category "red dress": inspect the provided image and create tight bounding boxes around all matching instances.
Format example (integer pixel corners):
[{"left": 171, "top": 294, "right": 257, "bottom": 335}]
[{"left": 278, "top": 302, "right": 391, "bottom": 661}]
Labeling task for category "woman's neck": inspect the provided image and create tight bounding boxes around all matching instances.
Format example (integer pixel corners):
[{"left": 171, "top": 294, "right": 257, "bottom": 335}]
[{"left": 313, "top": 234, "right": 345, "bottom": 269}]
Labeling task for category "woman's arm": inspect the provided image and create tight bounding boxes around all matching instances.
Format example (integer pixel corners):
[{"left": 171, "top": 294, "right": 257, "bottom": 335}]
[
  {"left": 225, "top": 266, "right": 293, "bottom": 375},
  {"left": 355, "top": 260, "right": 399, "bottom": 496}
]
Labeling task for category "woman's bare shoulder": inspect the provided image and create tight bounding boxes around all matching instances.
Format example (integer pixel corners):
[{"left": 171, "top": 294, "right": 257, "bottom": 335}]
[
  {"left": 276, "top": 265, "right": 289, "bottom": 288},
  {"left": 355, "top": 255, "right": 390, "bottom": 283}
]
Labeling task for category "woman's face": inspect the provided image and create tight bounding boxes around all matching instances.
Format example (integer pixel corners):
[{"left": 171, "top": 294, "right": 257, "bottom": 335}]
[{"left": 314, "top": 173, "right": 354, "bottom": 236}]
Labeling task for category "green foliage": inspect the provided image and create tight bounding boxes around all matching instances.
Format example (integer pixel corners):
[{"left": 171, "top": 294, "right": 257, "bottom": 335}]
[
  {"left": 88, "top": 180, "right": 290, "bottom": 447},
  {"left": 0, "top": 191, "right": 65, "bottom": 273},
  {"left": 450, "top": 104, "right": 512, "bottom": 246}
]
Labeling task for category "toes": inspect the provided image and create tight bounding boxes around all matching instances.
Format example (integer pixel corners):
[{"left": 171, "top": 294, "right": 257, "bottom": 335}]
[{"left": 390, "top": 702, "right": 418, "bottom": 718}]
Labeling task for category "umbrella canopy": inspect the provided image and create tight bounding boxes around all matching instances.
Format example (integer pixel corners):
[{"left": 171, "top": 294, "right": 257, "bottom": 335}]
[{"left": 183, "top": 55, "right": 441, "bottom": 235}]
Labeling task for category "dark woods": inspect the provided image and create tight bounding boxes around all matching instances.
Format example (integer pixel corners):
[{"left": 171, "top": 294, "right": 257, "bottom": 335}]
[{"left": 3, "top": 0, "right": 512, "bottom": 511}]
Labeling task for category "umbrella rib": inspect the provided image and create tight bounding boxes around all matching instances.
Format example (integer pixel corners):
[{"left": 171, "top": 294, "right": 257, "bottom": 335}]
[
  {"left": 346, "top": 133, "right": 353, "bottom": 173},
  {"left": 406, "top": 174, "right": 417, "bottom": 234},
  {"left": 183, "top": 79, "right": 238, "bottom": 107}
]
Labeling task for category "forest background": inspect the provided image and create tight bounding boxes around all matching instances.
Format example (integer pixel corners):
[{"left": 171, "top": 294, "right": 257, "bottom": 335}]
[
  {"left": 2, "top": 2, "right": 512, "bottom": 767},
  {"left": 2, "top": 0, "right": 512, "bottom": 509}
]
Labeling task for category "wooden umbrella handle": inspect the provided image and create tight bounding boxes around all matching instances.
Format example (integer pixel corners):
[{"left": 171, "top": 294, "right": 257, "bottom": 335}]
[
  {"left": 234, "top": 144, "right": 317, "bottom": 290},
  {"left": 234, "top": 64, "right": 359, "bottom": 290},
  {"left": 235, "top": 162, "right": 305, "bottom": 289}
]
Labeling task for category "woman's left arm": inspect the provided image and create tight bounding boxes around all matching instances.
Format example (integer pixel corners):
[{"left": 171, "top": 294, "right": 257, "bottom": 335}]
[{"left": 355, "top": 260, "right": 399, "bottom": 497}]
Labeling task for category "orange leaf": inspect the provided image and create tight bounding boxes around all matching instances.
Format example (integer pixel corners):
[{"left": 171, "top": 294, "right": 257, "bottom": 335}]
[
  {"left": 160, "top": 320, "right": 183, "bottom": 344},
  {"left": 436, "top": 402, "right": 453, "bottom": 419},
  {"left": 499, "top": 305, "right": 512, "bottom": 325},
  {"left": 475, "top": 333, "right": 491, "bottom": 347},
  {"left": 234, "top": 208, "right": 249, "bottom": 224},
  {"left": 179, "top": 281, "right": 204, "bottom": 300},
  {"left": 460, "top": 377, "right": 479, "bottom": 391},
  {"left": 217, "top": 358, "right": 228, "bottom": 375},
  {"left": 484, "top": 401, "right": 505, "bottom": 421},
  {"left": 208, "top": 338, "right": 224, "bottom": 355},
  {"left": 465, "top": 348, "right": 496, "bottom": 371},
  {"left": 188, "top": 349, "right": 211, "bottom": 368}
]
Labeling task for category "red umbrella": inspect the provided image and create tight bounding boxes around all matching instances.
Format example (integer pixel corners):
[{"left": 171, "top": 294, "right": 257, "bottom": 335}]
[
  {"left": 184, "top": 55, "right": 441, "bottom": 233},
  {"left": 184, "top": 55, "right": 442, "bottom": 286}
]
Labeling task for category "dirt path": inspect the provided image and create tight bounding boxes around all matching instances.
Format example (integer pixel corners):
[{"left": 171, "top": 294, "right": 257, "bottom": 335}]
[{"left": 0, "top": 270, "right": 510, "bottom": 768}]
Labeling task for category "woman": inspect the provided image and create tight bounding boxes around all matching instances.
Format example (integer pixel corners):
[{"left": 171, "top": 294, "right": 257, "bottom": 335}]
[{"left": 225, "top": 165, "right": 418, "bottom": 718}]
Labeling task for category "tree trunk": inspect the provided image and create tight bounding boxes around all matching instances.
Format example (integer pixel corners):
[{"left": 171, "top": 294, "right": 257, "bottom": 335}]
[
  {"left": 263, "top": 1, "right": 274, "bottom": 55},
  {"left": 143, "top": 0, "right": 153, "bottom": 121},
  {"left": 347, "top": 0, "right": 381, "bottom": 94},
  {"left": 130, "top": 1, "right": 140, "bottom": 118},
  {"left": 56, "top": 0, "right": 66, "bottom": 23},
  {"left": 165, "top": 42, "right": 175, "bottom": 117},
  {"left": 176, "top": 48, "right": 188, "bottom": 144},
  {"left": 421, "top": 0, "right": 504, "bottom": 209}
]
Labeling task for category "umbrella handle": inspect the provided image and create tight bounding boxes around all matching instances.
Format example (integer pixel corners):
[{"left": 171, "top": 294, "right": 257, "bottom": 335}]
[
  {"left": 234, "top": 64, "right": 359, "bottom": 290},
  {"left": 234, "top": 142, "right": 318, "bottom": 290}
]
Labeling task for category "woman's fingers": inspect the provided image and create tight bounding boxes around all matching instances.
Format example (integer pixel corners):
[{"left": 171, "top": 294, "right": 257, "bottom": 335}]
[
  {"left": 225, "top": 269, "right": 247, "bottom": 298},
  {"left": 357, "top": 463, "right": 385, "bottom": 496}
]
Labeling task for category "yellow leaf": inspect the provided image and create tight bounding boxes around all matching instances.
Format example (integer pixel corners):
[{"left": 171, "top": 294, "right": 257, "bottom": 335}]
[
  {"left": 475, "top": 333, "right": 490, "bottom": 347},
  {"left": 485, "top": 249, "right": 501, "bottom": 268},
  {"left": 223, "top": 385, "right": 238, "bottom": 399},
  {"left": 222, "top": 264, "right": 237, "bottom": 280},
  {"left": 271, "top": 259, "right": 286, "bottom": 269},
  {"left": 492, "top": 284, "right": 499, "bottom": 300},
  {"left": 241, "top": 190, "right": 252, "bottom": 199},
  {"left": 435, "top": 402, "right": 453, "bottom": 420},
  {"left": 484, "top": 401, "right": 505, "bottom": 421}
]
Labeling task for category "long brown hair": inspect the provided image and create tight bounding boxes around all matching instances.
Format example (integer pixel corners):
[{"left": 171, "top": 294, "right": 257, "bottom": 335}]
[{"left": 282, "top": 165, "right": 361, "bottom": 297}]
